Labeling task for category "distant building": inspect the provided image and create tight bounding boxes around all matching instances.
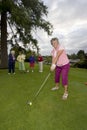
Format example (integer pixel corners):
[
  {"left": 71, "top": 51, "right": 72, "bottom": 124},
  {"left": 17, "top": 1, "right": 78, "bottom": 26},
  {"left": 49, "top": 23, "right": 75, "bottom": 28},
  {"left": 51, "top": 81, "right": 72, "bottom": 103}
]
[{"left": 69, "top": 59, "right": 80, "bottom": 65}]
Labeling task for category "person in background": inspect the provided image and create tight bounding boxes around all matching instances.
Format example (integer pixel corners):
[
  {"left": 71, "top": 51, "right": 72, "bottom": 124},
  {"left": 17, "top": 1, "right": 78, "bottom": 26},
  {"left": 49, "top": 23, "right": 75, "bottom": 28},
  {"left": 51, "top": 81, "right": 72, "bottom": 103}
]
[
  {"left": 38, "top": 54, "right": 43, "bottom": 72},
  {"left": 29, "top": 54, "right": 35, "bottom": 72},
  {"left": 17, "top": 51, "right": 26, "bottom": 72},
  {"left": 8, "top": 50, "right": 15, "bottom": 74},
  {"left": 50, "top": 37, "right": 70, "bottom": 100}
]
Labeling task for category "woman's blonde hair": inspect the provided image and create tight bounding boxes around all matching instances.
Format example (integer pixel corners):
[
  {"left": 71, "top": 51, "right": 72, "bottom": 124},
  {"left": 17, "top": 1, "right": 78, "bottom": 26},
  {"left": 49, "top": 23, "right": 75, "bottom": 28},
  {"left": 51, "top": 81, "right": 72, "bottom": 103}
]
[{"left": 50, "top": 37, "right": 59, "bottom": 45}]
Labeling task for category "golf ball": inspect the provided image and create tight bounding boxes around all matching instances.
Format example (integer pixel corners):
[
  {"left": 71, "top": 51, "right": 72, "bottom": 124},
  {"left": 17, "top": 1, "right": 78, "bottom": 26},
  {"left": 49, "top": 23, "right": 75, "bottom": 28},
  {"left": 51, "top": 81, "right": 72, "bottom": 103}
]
[{"left": 29, "top": 102, "right": 32, "bottom": 106}]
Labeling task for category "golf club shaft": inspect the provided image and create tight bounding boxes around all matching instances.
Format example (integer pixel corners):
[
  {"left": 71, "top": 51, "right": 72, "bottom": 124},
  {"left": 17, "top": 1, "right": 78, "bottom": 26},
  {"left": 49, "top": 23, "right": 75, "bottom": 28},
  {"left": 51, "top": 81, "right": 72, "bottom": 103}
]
[{"left": 32, "top": 72, "right": 51, "bottom": 101}]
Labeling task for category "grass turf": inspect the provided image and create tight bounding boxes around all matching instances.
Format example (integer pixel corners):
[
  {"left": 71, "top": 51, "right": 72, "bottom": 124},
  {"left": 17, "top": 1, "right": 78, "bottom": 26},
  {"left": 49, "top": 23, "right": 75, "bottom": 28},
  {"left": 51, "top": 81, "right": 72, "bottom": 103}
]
[{"left": 0, "top": 63, "right": 87, "bottom": 130}]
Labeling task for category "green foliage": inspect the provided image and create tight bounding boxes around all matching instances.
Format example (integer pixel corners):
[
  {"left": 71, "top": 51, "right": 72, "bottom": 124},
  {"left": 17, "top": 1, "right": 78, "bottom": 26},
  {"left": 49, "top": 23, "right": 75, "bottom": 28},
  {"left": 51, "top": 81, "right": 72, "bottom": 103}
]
[
  {"left": 68, "top": 50, "right": 86, "bottom": 60},
  {"left": 5, "top": 0, "right": 53, "bottom": 46},
  {"left": 43, "top": 56, "right": 52, "bottom": 64},
  {"left": 73, "top": 60, "right": 87, "bottom": 69},
  {"left": 68, "top": 50, "right": 87, "bottom": 69},
  {"left": 1, "top": 0, "right": 53, "bottom": 49},
  {"left": 67, "top": 53, "right": 78, "bottom": 59},
  {"left": 77, "top": 50, "right": 85, "bottom": 60},
  {"left": 0, "top": 0, "right": 53, "bottom": 68},
  {"left": 0, "top": 0, "right": 11, "bottom": 12}
]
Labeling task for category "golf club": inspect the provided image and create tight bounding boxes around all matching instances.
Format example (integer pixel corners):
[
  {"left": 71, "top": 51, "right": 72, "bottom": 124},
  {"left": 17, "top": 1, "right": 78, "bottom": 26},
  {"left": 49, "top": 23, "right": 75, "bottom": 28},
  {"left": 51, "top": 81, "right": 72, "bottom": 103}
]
[{"left": 27, "top": 72, "right": 51, "bottom": 106}]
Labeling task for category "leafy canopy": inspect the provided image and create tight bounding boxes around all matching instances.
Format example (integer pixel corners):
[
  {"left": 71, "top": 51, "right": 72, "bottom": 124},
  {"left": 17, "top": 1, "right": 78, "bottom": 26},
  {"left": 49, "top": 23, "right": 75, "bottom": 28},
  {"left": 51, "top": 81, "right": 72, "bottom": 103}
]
[{"left": 0, "top": 0, "right": 53, "bottom": 49}]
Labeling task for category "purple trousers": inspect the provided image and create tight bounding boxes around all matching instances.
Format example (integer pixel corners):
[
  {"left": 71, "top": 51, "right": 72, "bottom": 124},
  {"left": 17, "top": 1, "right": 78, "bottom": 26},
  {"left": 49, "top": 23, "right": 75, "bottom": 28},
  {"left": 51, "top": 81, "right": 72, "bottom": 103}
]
[{"left": 55, "top": 63, "right": 70, "bottom": 86}]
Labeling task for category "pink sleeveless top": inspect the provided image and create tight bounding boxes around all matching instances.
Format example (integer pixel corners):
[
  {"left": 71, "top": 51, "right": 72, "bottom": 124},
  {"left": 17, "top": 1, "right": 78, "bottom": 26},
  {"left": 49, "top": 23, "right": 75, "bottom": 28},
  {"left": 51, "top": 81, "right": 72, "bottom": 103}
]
[{"left": 51, "top": 45, "right": 69, "bottom": 66}]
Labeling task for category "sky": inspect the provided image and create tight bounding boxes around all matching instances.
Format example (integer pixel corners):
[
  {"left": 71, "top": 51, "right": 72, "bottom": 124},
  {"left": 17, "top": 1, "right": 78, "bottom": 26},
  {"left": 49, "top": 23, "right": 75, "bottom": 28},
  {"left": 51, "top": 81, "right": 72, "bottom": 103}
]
[{"left": 33, "top": 0, "right": 87, "bottom": 56}]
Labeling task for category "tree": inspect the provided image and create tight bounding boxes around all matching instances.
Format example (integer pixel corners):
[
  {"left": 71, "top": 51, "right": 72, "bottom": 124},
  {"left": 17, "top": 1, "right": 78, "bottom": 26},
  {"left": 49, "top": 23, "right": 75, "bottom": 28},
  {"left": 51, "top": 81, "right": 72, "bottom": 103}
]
[
  {"left": 0, "top": 0, "right": 53, "bottom": 68},
  {"left": 67, "top": 53, "right": 78, "bottom": 59},
  {"left": 77, "top": 50, "right": 85, "bottom": 60}
]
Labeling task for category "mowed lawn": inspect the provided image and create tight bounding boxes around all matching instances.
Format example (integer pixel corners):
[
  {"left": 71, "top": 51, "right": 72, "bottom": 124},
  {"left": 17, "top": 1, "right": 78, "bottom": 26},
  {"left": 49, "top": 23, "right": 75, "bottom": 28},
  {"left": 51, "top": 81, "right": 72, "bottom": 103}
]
[{"left": 0, "top": 63, "right": 87, "bottom": 130}]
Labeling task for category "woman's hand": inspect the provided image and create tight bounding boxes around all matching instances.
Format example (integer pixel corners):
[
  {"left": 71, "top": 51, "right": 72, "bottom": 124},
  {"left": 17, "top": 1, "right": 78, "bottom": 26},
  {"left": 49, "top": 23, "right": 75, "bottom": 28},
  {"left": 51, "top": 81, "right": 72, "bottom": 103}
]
[{"left": 50, "top": 64, "right": 56, "bottom": 71}]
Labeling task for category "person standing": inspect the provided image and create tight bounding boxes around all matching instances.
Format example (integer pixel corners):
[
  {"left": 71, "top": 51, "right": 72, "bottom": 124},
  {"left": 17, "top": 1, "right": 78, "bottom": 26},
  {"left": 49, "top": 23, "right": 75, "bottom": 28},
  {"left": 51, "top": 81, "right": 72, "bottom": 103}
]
[
  {"left": 50, "top": 38, "right": 70, "bottom": 100},
  {"left": 29, "top": 54, "right": 35, "bottom": 72},
  {"left": 8, "top": 50, "right": 15, "bottom": 74},
  {"left": 38, "top": 54, "right": 43, "bottom": 72},
  {"left": 17, "top": 51, "right": 26, "bottom": 72}
]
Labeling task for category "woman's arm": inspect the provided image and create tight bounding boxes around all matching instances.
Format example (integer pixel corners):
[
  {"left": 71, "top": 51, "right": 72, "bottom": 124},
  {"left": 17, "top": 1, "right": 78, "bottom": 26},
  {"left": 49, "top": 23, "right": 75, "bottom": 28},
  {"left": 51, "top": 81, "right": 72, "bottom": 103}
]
[
  {"left": 50, "top": 50, "right": 64, "bottom": 71},
  {"left": 52, "top": 50, "right": 64, "bottom": 64}
]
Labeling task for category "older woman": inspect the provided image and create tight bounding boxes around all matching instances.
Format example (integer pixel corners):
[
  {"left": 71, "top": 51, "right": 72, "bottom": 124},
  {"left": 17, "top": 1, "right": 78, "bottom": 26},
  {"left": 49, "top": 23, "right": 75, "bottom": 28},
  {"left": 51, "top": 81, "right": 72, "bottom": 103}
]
[{"left": 50, "top": 38, "right": 70, "bottom": 100}]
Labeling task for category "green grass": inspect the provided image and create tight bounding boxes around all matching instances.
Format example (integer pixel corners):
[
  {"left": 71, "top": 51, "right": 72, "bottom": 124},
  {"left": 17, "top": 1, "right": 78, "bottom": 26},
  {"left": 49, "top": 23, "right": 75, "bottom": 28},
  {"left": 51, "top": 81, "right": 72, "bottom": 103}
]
[{"left": 0, "top": 63, "right": 87, "bottom": 130}]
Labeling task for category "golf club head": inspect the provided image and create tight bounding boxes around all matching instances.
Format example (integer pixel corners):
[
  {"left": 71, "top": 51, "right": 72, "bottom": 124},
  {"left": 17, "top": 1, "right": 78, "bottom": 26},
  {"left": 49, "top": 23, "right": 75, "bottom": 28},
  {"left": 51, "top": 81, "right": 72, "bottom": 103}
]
[
  {"left": 27, "top": 101, "right": 32, "bottom": 105},
  {"left": 27, "top": 72, "right": 51, "bottom": 106}
]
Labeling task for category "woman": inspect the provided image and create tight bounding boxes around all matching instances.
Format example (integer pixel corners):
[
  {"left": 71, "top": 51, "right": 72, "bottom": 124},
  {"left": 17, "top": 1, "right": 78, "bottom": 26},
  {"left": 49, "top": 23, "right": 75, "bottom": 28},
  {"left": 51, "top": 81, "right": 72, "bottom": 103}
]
[
  {"left": 17, "top": 51, "right": 26, "bottom": 72},
  {"left": 8, "top": 50, "right": 15, "bottom": 74},
  {"left": 29, "top": 54, "right": 35, "bottom": 72},
  {"left": 50, "top": 38, "right": 70, "bottom": 100}
]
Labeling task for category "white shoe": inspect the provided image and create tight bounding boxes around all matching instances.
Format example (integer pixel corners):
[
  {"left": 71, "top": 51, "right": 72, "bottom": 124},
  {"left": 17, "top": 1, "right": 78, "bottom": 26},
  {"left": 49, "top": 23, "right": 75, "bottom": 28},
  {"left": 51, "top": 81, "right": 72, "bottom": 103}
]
[
  {"left": 62, "top": 93, "right": 68, "bottom": 100},
  {"left": 51, "top": 87, "right": 59, "bottom": 91},
  {"left": 39, "top": 71, "right": 43, "bottom": 72},
  {"left": 27, "top": 70, "right": 29, "bottom": 72}
]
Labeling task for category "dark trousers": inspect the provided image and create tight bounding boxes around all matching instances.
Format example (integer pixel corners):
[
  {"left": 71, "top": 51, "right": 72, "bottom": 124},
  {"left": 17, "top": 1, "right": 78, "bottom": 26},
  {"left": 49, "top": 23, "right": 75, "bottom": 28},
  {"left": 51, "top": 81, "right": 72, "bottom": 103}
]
[{"left": 8, "top": 62, "right": 15, "bottom": 73}]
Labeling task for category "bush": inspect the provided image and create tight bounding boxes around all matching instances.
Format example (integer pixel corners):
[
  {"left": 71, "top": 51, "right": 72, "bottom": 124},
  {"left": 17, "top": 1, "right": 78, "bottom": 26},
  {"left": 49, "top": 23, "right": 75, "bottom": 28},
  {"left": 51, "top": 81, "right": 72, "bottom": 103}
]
[{"left": 73, "top": 60, "right": 87, "bottom": 69}]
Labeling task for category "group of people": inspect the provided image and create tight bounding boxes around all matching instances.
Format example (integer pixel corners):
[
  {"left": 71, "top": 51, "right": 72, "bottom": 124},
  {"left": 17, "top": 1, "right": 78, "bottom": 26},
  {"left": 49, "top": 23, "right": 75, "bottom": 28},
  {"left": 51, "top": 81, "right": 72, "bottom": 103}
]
[
  {"left": 8, "top": 51, "right": 43, "bottom": 74},
  {"left": 8, "top": 37, "right": 70, "bottom": 100},
  {"left": 26, "top": 54, "right": 43, "bottom": 73}
]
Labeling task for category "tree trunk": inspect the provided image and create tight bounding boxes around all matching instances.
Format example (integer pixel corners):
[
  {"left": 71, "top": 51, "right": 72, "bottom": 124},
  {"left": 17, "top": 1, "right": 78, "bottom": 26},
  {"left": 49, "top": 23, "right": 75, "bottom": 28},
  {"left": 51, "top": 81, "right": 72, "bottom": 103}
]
[{"left": 0, "top": 11, "right": 8, "bottom": 69}]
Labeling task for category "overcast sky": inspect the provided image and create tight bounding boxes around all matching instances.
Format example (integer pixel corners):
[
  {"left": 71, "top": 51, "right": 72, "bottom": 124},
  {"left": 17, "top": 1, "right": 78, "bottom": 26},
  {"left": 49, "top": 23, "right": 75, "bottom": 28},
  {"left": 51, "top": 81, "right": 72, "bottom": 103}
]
[{"left": 33, "top": 0, "right": 87, "bottom": 55}]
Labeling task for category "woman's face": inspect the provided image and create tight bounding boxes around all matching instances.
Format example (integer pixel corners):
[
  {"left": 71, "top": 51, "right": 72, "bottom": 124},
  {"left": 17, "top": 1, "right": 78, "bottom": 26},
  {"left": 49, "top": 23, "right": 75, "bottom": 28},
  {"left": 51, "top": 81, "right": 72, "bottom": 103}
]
[{"left": 51, "top": 40, "right": 59, "bottom": 49}]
